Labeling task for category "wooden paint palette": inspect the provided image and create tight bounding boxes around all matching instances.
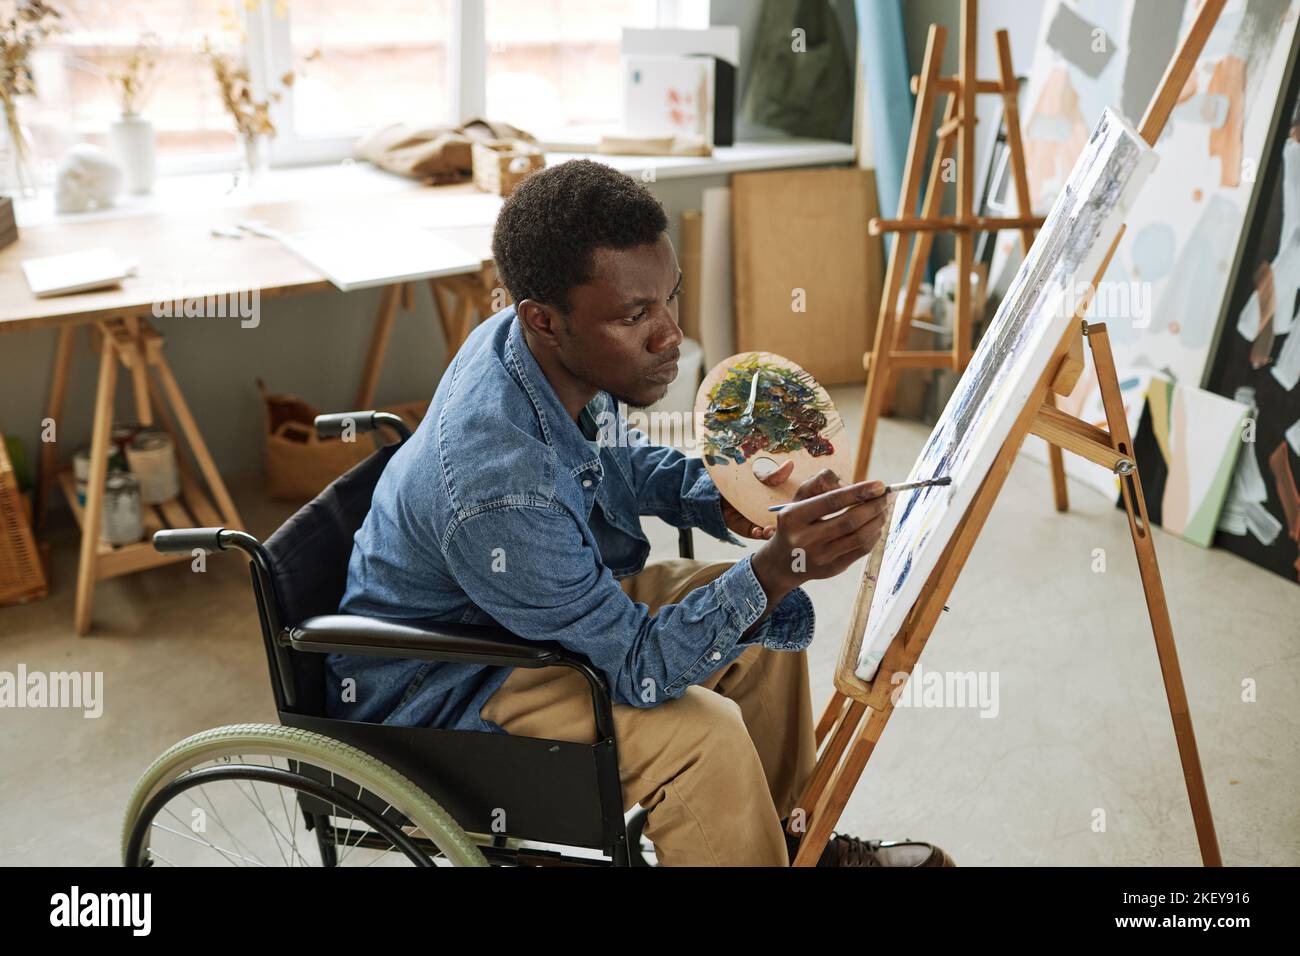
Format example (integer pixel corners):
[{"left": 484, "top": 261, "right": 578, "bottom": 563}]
[{"left": 694, "top": 352, "right": 850, "bottom": 530}]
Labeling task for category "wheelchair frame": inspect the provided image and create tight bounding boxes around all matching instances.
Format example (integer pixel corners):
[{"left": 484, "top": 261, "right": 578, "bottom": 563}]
[{"left": 150, "top": 411, "right": 696, "bottom": 867}]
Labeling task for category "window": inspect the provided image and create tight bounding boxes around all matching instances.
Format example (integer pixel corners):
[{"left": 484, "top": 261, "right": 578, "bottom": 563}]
[
  {"left": 26, "top": 0, "right": 236, "bottom": 172},
  {"left": 484, "top": 0, "right": 658, "bottom": 140},
  {"left": 18, "top": 0, "right": 709, "bottom": 177},
  {"left": 261, "top": 0, "right": 454, "bottom": 165}
]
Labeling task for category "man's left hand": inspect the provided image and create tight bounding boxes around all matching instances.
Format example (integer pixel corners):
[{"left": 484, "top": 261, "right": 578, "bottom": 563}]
[{"left": 720, "top": 460, "right": 796, "bottom": 539}]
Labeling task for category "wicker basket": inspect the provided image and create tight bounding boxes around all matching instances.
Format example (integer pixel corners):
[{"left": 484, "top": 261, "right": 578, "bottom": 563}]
[
  {"left": 0, "top": 435, "right": 48, "bottom": 607},
  {"left": 472, "top": 139, "right": 544, "bottom": 197},
  {"left": 259, "top": 382, "right": 429, "bottom": 502}
]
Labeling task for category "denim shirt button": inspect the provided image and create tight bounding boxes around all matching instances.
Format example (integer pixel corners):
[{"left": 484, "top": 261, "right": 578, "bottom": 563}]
[
  {"left": 582, "top": 479, "right": 593, "bottom": 488},
  {"left": 711, "top": 651, "right": 722, "bottom": 661}
]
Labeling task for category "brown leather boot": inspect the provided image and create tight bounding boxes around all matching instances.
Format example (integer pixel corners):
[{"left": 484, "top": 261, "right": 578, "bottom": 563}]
[{"left": 786, "top": 829, "right": 955, "bottom": 867}]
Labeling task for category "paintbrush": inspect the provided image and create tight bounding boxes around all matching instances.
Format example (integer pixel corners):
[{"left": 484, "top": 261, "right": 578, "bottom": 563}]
[{"left": 766, "top": 476, "right": 952, "bottom": 512}]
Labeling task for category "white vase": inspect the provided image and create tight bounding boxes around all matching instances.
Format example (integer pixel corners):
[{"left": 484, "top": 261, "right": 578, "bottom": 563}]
[{"left": 109, "top": 115, "right": 156, "bottom": 195}]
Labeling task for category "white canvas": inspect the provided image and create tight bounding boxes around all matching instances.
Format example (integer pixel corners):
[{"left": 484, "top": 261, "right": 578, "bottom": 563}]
[
  {"left": 858, "top": 109, "right": 1158, "bottom": 681},
  {"left": 622, "top": 54, "right": 714, "bottom": 141}
]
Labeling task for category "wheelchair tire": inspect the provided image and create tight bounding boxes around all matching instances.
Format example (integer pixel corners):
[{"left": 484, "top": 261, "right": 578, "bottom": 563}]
[{"left": 121, "top": 723, "right": 487, "bottom": 867}]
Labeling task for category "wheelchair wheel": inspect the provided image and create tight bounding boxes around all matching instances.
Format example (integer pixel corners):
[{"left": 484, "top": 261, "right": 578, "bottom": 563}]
[{"left": 121, "top": 724, "right": 487, "bottom": 867}]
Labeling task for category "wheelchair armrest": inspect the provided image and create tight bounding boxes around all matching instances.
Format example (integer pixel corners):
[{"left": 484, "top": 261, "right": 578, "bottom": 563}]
[
  {"left": 289, "top": 614, "right": 573, "bottom": 670},
  {"left": 291, "top": 615, "right": 621, "bottom": 741}
]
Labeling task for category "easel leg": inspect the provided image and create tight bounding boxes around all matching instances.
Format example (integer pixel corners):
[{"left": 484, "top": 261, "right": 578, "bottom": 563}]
[
  {"left": 1091, "top": 326, "right": 1221, "bottom": 866},
  {"left": 430, "top": 278, "right": 455, "bottom": 356},
  {"left": 149, "top": 342, "right": 243, "bottom": 528},
  {"left": 793, "top": 704, "right": 893, "bottom": 867},
  {"left": 954, "top": 0, "right": 977, "bottom": 372},
  {"left": 74, "top": 331, "right": 118, "bottom": 636},
  {"left": 125, "top": 317, "right": 154, "bottom": 427},
  {"left": 356, "top": 283, "right": 403, "bottom": 409},
  {"left": 814, "top": 690, "right": 847, "bottom": 747},
  {"left": 793, "top": 697, "right": 866, "bottom": 839},
  {"left": 882, "top": 94, "right": 960, "bottom": 417},
  {"left": 1047, "top": 394, "right": 1070, "bottom": 513},
  {"left": 854, "top": 25, "right": 948, "bottom": 482},
  {"left": 995, "top": 30, "right": 1036, "bottom": 260},
  {"left": 37, "top": 324, "right": 77, "bottom": 532}
]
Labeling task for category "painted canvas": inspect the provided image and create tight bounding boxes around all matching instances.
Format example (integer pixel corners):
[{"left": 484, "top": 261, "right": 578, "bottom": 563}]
[
  {"left": 991, "top": 0, "right": 1300, "bottom": 501},
  {"left": 1130, "top": 377, "right": 1252, "bottom": 547},
  {"left": 858, "top": 109, "right": 1158, "bottom": 681},
  {"left": 1204, "top": 64, "right": 1300, "bottom": 583}
]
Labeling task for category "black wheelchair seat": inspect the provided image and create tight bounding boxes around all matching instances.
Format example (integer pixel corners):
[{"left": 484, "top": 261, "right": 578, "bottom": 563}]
[{"left": 152, "top": 412, "right": 645, "bottom": 865}]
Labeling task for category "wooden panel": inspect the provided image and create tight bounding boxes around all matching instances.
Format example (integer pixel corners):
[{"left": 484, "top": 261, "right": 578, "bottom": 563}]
[{"left": 731, "top": 166, "right": 882, "bottom": 386}]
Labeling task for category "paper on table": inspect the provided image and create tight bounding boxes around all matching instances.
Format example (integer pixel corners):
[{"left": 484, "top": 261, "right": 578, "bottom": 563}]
[{"left": 275, "top": 224, "right": 482, "bottom": 292}]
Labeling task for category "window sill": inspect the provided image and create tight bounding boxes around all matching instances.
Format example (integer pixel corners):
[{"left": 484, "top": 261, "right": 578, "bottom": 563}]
[
  {"left": 547, "top": 137, "right": 855, "bottom": 181},
  {"left": 12, "top": 137, "right": 855, "bottom": 229}
]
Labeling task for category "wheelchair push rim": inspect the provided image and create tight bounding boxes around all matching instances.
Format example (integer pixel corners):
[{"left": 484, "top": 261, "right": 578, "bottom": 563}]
[{"left": 121, "top": 723, "right": 488, "bottom": 867}]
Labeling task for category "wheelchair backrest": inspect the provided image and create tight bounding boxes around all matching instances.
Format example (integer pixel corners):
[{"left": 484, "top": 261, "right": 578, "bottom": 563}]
[{"left": 262, "top": 443, "right": 399, "bottom": 715}]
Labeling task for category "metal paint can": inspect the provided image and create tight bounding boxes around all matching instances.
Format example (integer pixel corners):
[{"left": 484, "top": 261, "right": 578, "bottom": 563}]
[
  {"left": 72, "top": 444, "right": 126, "bottom": 506},
  {"left": 102, "top": 472, "right": 144, "bottom": 546},
  {"left": 125, "top": 428, "right": 180, "bottom": 504}
]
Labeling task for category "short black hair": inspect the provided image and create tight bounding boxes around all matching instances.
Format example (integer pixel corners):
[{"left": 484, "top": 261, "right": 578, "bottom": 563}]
[{"left": 491, "top": 159, "right": 669, "bottom": 314}]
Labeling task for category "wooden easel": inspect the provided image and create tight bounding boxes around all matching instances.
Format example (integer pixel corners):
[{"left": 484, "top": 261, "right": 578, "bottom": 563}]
[
  {"left": 791, "top": 0, "right": 1227, "bottom": 867},
  {"left": 37, "top": 317, "right": 243, "bottom": 635},
  {"left": 852, "top": 0, "right": 1048, "bottom": 485}
]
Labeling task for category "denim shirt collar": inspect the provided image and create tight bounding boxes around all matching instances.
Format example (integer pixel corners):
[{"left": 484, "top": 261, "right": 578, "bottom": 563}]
[{"left": 502, "top": 308, "right": 606, "bottom": 481}]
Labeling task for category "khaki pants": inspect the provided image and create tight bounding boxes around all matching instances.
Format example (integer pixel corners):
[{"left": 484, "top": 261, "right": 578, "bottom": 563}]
[{"left": 480, "top": 559, "right": 818, "bottom": 866}]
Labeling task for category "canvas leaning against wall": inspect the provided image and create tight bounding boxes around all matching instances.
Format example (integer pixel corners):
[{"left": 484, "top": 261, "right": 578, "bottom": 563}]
[
  {"left": 858, "top": 109, "right": 1157, "bottom": 681},
  {"left": 1130, "top": 377, "right": 1253, "bottom": 548},
  {"left": 990, "top": 0, "right": 1300, "bottom": 506},
  {"left": 1204, "top": 63, "right": 1300, "bottom": 584}
]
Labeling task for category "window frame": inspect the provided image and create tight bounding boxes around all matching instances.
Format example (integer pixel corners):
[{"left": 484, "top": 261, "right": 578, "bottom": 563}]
[{"left": 143, "top": 0, "right": 711, "bottom": 176}]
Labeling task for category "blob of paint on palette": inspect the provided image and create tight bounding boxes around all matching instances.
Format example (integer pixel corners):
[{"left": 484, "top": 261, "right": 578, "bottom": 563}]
[{"left": 694, "top": 352, "right": 851, "bottom": 530}]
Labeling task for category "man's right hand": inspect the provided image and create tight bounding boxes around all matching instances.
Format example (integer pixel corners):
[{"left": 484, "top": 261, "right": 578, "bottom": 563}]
[{"left": 750, "top": 470, "right": 891, "bottom": 603}]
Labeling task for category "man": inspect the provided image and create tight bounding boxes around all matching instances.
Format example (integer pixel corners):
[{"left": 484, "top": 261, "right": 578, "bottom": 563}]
[{"left": 327, "top": 160, "right": 952, "bottom": 867}]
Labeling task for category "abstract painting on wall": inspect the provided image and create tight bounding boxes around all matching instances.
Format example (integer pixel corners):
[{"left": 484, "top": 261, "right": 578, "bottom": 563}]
[
  {"left": 1130, "top": 377, "right": 1252, "bottom": 548},
  {"left": 992, "top": 0, "right": 1300, "bottom": 502},
  {"left": 1204, "top": 62, "right": 1300, "bottom": 583},
  {"left": 858, "top": 110, "right": 1157, "bottom": 681}
]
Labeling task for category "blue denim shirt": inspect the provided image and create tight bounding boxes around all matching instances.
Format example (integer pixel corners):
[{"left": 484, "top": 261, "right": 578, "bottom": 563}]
[{"left": 326, "top": 309, "right": 815, "bottom": 734}]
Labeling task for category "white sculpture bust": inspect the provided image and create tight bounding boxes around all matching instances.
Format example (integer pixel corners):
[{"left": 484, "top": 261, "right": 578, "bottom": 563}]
[{"left": 55, "top": 145, "right": 124, "bottom": 214}]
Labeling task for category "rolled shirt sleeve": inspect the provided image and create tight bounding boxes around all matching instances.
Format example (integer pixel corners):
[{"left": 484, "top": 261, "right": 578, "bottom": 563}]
[{"left": 442, "top": 501, "right": 812, "bottom": 707}]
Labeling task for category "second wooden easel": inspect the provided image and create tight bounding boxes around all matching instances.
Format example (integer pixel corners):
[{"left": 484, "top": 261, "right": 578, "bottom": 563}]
[
  {"left": 853, "top": 0, "right": 1051, "bottom": 485},
  {"left": 791, "top": 0, "right": 1227, "bottom": 867}
]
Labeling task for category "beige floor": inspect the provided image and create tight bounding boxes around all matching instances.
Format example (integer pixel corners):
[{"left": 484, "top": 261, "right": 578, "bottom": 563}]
[{"left": 2, "top": 385, "right": 1298, "bottom": 865}]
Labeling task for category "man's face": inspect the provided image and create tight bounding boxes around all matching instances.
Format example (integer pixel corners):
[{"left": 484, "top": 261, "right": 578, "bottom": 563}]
[{"left": 553, "top": 233, "right": 684, "bottom": 409}]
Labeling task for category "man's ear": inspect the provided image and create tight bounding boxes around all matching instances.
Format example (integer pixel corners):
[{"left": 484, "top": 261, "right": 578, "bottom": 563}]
[{"left": 516, "top": 299, "right": 566, "bottom": 347}]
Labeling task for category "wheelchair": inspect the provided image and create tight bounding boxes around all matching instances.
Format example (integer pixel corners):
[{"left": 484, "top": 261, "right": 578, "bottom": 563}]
[{"left": 121, "top": 410, "right": 700, "bottom": 867}]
